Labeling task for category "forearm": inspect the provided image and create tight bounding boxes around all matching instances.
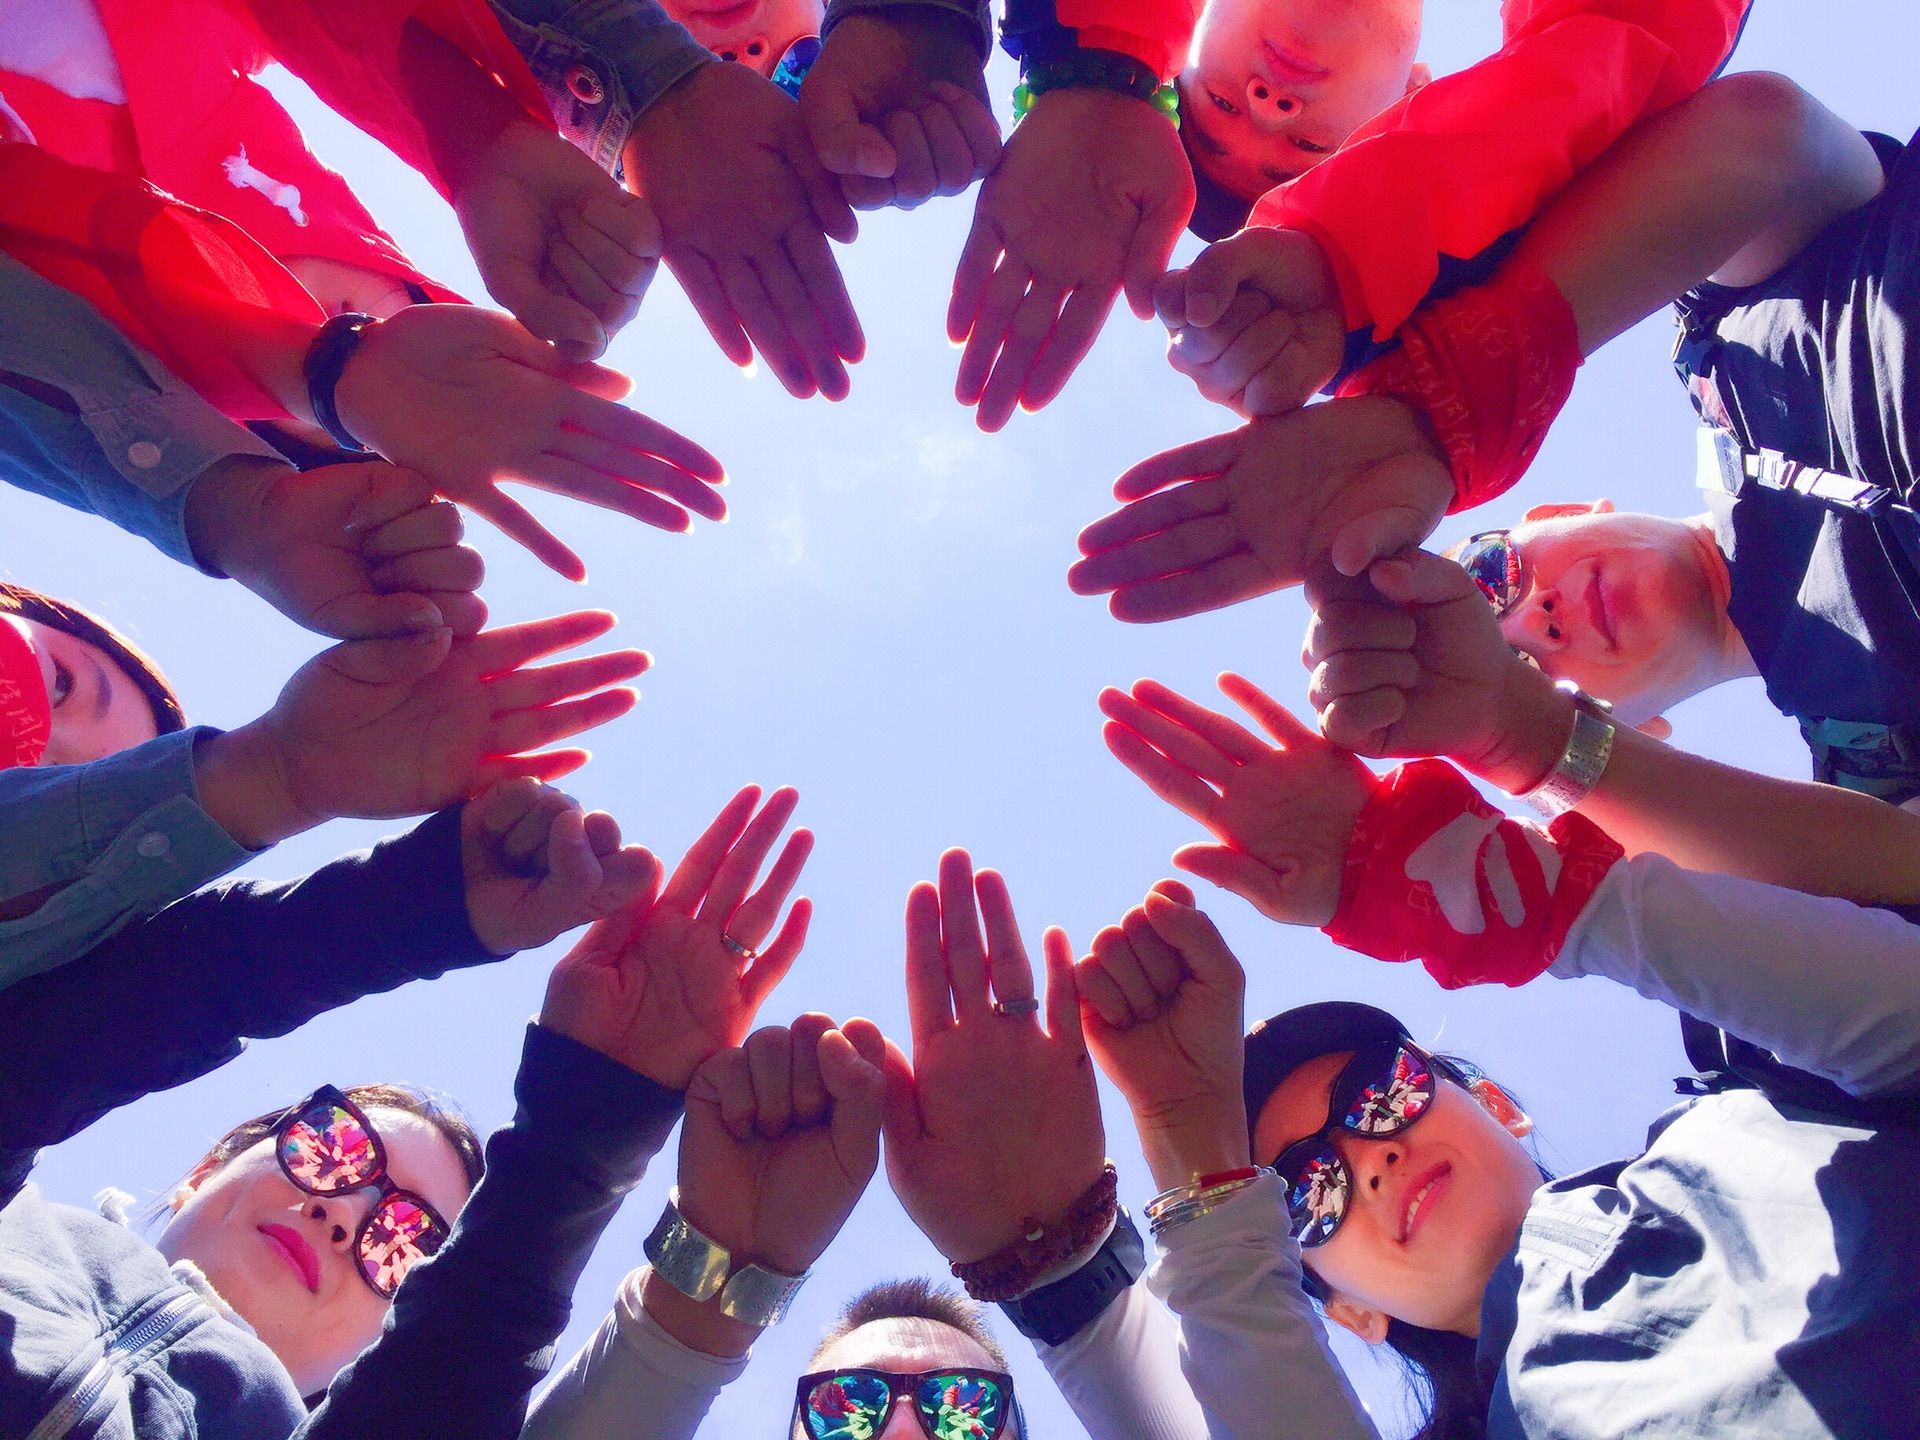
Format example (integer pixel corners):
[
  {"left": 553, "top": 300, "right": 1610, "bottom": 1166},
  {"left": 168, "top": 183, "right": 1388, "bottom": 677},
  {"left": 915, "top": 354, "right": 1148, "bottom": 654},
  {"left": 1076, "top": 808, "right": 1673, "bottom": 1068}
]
[
  {"left": 825, "top": 0, "right": 991, "bottom": 58},
  {"left": 398, "top": 18, "right": 536, "bottom": 199},
  {"left": 1146, "top": 1175, "right": 1376, "bottom": 1440},
  {"left": 1031, "top": 1276, "right": 1212, "bottom": 1440},
  {"left": 1466, "top": 674, "right": 1920, "bottom": 907},
  {"left": 523, "top": 1268, "right": 745, "bottom": 1440},
  {"left": 304, "top": 1024, "right": 687, "bottom": 1439},
  {"left": 1551, "top": 854, "right": 1920, "bottom": 1098},
  {"left": 490, "top": 0, "right": 714, "bottom": 128},
  {"left": 1511, "top": 72, "right": 1885, "bottom": 355}
]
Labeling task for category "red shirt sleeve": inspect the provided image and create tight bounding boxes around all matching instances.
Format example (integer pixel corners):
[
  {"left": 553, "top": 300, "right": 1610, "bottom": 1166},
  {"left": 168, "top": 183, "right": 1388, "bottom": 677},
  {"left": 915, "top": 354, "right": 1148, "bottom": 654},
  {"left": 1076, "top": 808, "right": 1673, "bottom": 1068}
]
[
  {"left": 1250, "top": 0, "right": 1751, "bottom": 339},
  {"left": 0, "top": 145, "right": 324, "bottom": 420},
  {"left": 1054, "top": 0, "right": 1202, "bottom": 79},
  {"left": 225, "top": 0, "right": 553, "bottom": 201}
]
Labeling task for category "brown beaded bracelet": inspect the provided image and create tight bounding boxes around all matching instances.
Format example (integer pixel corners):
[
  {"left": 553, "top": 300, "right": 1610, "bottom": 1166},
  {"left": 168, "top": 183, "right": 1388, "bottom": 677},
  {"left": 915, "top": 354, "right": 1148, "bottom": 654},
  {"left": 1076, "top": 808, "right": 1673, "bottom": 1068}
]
[{"left": 950, "top": 1163, "right": 1120, "bottom": 1303}]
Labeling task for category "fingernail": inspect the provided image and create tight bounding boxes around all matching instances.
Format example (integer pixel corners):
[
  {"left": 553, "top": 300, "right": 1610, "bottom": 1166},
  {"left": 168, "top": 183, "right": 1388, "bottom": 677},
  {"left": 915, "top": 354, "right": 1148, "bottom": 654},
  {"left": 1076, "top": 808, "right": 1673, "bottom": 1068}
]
[{"left": 405, "top": 604, "right": 441, "bottom": 630}]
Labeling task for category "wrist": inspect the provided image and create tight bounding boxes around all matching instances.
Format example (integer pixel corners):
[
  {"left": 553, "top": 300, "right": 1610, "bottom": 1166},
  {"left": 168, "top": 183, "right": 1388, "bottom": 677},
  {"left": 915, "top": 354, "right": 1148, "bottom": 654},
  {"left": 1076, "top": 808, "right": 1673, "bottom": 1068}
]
[
  {"left": 193, "top": 723, "right": 326, "bottom": 849},
  {"left": 181, "top": 455, "right": 286, "bottom": 578},
  {"left": 1016, "top": 57, "right": 1177, "bottom": 127},
  {"left": 639, "top": 1266, "right": 760, "bottom": 1360},
  {"left": 310, "top": 314, "right": 383, "bottom": 453},
  {"left": 1131, "top": 1096, "right": 1252, "bottom": 1192},
  {"left": 1462, "top": 662, "right": 1576, "bottom": 796}
]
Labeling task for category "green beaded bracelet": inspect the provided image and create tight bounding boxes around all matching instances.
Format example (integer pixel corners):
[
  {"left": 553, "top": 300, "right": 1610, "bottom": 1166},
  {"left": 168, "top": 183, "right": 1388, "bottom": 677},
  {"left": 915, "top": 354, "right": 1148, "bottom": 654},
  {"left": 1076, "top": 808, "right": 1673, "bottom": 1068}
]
[{"left": 1012, "top": 51, "right": 1179, "bottom": 128}]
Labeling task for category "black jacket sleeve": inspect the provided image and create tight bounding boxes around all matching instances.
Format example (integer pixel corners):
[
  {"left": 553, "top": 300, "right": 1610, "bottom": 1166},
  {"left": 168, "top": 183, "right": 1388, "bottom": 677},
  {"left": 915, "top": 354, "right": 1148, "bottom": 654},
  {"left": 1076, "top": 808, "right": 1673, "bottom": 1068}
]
[
  {"left": 0, "top": 807, "right": 490, "bottom": 1199},
  {"left": 298, "top": 1022, "right": 685, "bottom": 1440}
]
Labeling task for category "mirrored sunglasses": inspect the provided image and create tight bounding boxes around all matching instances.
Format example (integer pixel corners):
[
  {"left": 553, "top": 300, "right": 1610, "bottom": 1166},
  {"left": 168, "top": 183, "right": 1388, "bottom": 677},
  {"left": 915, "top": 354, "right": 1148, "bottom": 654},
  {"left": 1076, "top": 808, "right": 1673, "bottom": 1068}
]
[
  {"left": 1267, "top": 1042, "right": 1438, "bottom": 1248},
  {"left": 771, "top": 34, "right": 823, "bottom": 98},
  {"left": 796, "top": 1367, "right": 1014, "bottom": 1440},
  {"left": 1452, "top": 529, "right": 1533, "bottom": 618},
  {"left": 273, "top": 1086, "right": 451, "bottom": 1299}
]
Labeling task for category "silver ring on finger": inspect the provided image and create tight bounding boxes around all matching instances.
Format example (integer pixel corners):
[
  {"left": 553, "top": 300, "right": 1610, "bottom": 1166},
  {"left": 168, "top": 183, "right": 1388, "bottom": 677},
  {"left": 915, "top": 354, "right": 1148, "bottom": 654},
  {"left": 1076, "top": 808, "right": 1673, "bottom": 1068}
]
[
  {"left": 722, "top": 933, "right": 758, "bottom": 961},
  {"left": 991, "top": 997, "right": 1040, "bottom": 1018}
]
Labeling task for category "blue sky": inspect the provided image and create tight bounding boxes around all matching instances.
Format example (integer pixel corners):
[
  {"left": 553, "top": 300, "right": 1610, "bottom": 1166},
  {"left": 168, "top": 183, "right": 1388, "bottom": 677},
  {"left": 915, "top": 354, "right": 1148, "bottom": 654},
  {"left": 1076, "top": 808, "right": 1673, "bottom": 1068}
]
[{"left": 10, "top": 4, "right": 1919, "bottom": 1434}]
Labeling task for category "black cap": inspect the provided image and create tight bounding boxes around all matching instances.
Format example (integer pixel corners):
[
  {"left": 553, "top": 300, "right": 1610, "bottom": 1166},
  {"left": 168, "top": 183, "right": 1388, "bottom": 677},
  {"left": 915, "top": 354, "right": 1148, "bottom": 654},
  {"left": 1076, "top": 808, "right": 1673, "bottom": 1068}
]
[{"left": 1242, "top": 1002, "right": 1411, "bottom": 1148}]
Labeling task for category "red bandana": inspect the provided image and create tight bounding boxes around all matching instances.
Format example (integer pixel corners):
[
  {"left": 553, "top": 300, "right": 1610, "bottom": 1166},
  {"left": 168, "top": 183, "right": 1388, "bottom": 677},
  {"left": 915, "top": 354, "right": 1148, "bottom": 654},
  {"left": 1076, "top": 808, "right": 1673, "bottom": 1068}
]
[{"left": 0, "top": 616, "right": 51, "bottom": 768}]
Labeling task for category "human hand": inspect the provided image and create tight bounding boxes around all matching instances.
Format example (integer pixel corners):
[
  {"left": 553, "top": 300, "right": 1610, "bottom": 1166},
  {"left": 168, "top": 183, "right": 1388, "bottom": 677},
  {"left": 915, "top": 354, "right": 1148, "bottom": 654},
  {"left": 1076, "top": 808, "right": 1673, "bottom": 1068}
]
[
  {"left": 626, "top": 63, "right": 862, "bottom": 400},
  {"left": 881, "top": 850, "right": 1104, "bottom": 1264},
  {"left": 230, "top": 611, "right": 644, "bottom": 841},
  {"left": 799, "top": 10, "right": 999, "bottom": 211},
  {"left": 460, "top": 778, "right": 659, "bottom": 955},
  {"left": 679, "top": 1014, "right": 888, "bottom": 1276},
  {"left": 185, "top": 457, "right": 486, "bottom": 639},
  {"left": 537, "top": 785, "right": 813, "bottom": 1088},
  {"left": 333, "top": 304, "right": 725, "bottom": 581},
  {"left": 950, "top": 88, "right": 1193, "bottom": 431},
  {"left": 1076, "top": 880, "right": 1250, "bottom": 1189},
  {"left": 1099, "top": 674, "right": 1374, "bottom": 926},
  {"left": 1305, "top": 550, "right": 1547, "bottom": 778},
  {"left": 1154, "top": 227, "right": 1343, "bottom": 416},
  {"left": 452, "top": 116, "right": 663, "bottom": 363},
  {"left": 1069, "top": 397, "right": 1452, "bottom": 621}
]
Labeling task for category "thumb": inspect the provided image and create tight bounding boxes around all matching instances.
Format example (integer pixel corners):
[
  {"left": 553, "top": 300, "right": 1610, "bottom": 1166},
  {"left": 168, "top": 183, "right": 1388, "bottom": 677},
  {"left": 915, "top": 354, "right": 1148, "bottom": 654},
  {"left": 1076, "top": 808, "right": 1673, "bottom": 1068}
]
[
  {"left": 821, "top": 1026, "right": 886, "bottom": 1153},
  {"left": 1367, "top": 547, "right": 1482, "bottom": 608},
  {"left": 801, "top": 76, "right": 897, "bottom": 179},
  {"left": 1182, "top": 236, "right": 1267, "bottom": 329},
  {"left": 1122, "top": 182, "right": 1192, "bottom": 320},
  {"left": 558, "top": 359, "right": 635, "bottom": 403},
  {"left": 485, "top": 260, "right": 607, "bottom": 358},
  {"left": 317, "top": 628, "right": 452, "bottom": 687},
  {"left": 309, "top": 589, "right": 444, "bottom": 640},
  {"left": 1173, "top": 842, "right": 1312, "bottom": 926},
  {"left": 877, "top": 1035, "right": 925, "bottom": 1150},
  {"left": 1141, "top": 889, "right": 1245, "bottom": 993}
]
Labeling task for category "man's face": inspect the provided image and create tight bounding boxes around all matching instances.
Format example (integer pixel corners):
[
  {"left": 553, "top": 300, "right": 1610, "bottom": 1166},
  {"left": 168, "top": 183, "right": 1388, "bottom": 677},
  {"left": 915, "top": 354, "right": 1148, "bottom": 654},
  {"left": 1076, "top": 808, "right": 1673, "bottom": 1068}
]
[
  {"left": 661, "top": 0, "right": 823, "bottom": 74},
  {"left": 1180, "top": 0, "right": 1425, "bottom": 202},
  {"left": 797, "top": 1317, "right": 1016, "bottom": 1440},
  {"left": 1488, "top": 503, "right": 1729, "bottom": 723}
]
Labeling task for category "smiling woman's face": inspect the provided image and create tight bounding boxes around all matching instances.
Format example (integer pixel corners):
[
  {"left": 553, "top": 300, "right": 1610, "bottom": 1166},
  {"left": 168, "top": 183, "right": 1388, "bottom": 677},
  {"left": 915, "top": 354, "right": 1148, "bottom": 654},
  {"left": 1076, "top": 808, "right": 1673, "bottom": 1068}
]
[
  {"left": 15, "top": 616, "right": 160, "bottom": 764},
  {"left": 1252, "top": 1051, "right": 1539, "bottom": 1339},
  {"left": 1180, "top": 0, "right": 1425, "bottom": 202},
  {"left": 155, "top": 1106, "right": 472, "bottom": 1396}
]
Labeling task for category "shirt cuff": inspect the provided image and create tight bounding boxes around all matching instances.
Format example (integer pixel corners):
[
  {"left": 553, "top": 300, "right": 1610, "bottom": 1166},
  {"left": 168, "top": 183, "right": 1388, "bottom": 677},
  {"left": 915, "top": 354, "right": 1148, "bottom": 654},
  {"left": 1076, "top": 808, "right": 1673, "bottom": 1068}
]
[
  {"left": 80, "top": 394, "right": 288, "bottom": 573},
  {"left": 533, "top": 0, "right": 719, "bottom": 124}
]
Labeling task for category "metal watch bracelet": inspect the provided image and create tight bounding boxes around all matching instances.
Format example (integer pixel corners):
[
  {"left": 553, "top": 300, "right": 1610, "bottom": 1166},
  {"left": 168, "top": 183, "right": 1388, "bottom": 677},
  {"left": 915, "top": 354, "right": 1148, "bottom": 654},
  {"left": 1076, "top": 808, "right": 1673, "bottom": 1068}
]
[
  {"left": 1522, "top": 682, "right": 1617, "bottom": 818},
  {"left": 642, "top": 1191, "right": 809, "bottom": 1328}
]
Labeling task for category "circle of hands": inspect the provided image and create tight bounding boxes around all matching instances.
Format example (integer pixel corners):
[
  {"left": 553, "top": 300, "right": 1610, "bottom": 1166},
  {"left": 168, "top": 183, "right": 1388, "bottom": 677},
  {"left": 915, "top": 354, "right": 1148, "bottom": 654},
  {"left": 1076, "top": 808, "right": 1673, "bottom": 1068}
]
[{"left": 225, "top": 14, "right": 1571, "bottom": 1282}]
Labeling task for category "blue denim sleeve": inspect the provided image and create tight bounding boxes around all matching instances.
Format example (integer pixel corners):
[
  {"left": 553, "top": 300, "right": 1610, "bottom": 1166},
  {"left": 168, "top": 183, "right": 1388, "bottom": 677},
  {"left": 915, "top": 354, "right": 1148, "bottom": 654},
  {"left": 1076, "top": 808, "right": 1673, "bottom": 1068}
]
[
  {"left": 0, "top": 728, "right": 255, "bottom": 993},
  {"left": 490, "top": 0, "right": 716, "bottom": 159},
  {"left": 300, "top": 1023, "right": 685, "bottom": 1440},
  {"left": 0, "top": 258, "right": 289, "bottom": 571},
  {"left": 822, "top": 0, "right": 992, "bottom": 59}
]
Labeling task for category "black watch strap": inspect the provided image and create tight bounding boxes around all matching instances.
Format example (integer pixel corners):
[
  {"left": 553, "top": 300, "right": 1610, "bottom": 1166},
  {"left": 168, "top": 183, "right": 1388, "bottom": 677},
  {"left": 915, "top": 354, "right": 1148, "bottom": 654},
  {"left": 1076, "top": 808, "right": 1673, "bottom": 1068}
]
[
  {"left": 997, "top": 1206, "right": 1145, "bottom": 1347},
  {"left": 303, "top": 311, "right": 378, "bottom": 453}
]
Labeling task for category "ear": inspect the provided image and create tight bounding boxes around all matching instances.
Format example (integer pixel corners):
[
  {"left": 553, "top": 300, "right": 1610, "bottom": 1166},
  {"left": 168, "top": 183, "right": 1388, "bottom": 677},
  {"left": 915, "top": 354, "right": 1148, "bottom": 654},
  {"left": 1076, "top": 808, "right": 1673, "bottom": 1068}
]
[
  {"left": 1635, "top": 715, "right": 1674, "bottom": 742},
  {"left": 1468, "top": 1077, "right": 1534, "bottom": 1139},
  {"left": 1405, "top": 62, "right": 1432, "bottom": 98},
  {"left": 1519, "top": 499, "right": 1611, "bottom": 524},
  {"left": 1324, "top": 1292, "right": 1391, "bottom": 1345},
  {"left": 170, "top": 1155, "right": 222, "bottom": 1212}
]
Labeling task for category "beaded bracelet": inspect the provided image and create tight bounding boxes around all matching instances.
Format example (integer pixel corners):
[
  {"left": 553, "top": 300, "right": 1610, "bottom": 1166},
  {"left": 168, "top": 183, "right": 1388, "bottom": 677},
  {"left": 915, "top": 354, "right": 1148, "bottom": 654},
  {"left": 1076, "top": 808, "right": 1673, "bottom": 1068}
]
[
  {"left": 1011, "top": 50, "right": 1179, "bottom": 128},
  {"left": 951, "top": 1162, "right": 1119, "bottom": 1302},
  {"left": 302, "top": 311, "right": 378, "bottom": 453}
]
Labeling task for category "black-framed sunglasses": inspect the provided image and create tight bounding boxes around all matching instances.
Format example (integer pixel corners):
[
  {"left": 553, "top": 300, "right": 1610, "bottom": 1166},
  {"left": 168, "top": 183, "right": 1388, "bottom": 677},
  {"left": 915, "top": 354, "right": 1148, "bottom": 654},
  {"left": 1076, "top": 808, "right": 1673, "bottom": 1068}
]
[
  {"left": 1453, "top": 529, "right": 1534, "bottom": 619},
  {"left": 270, "top": 1085, "right": 451, "bottom": 1299},
  {"left": 794, "top": 1366, "right": 1016, "bottom": 1440},
  {"left": 1265, "top": 1041, "right": 1461, "bottom": 1248}
]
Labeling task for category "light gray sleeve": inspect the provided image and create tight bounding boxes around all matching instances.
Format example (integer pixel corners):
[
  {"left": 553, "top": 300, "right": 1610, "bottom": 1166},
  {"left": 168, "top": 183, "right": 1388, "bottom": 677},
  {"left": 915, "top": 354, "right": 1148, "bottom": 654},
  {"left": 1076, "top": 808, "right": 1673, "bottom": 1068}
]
[
  {"left": 1029, "top": 1269, "right": 1212, "bottom": 1440},
  {"left": 521, "top": 1268, "right": 749, "bottom": 1440},
  {"left": 1549, "top": 853, "right": 1920, "bottom": 1098},
  {"left": 1149, "top": 1175, "right": 1378, "bottom": 1440}
]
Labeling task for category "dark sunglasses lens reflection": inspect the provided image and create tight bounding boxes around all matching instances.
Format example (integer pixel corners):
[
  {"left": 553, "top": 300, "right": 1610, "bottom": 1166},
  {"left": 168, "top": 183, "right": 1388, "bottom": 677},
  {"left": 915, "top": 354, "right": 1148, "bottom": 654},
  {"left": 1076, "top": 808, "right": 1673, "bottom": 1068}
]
[
  {"left": 803, "top": 1372, "right": 890, "bottom": 1439},
  {"left": 279, "top": 1100, "right": 379, "bottom": 1194},
  {"left": 359, "top": 1194, "right": 445, "bottom": 1298},
  {"left": 1459, "top": 532, "right": 1525, "bottom": 616},
  {"left": 915, "top": 1371, "right": 1009, "bottom": 1440}
]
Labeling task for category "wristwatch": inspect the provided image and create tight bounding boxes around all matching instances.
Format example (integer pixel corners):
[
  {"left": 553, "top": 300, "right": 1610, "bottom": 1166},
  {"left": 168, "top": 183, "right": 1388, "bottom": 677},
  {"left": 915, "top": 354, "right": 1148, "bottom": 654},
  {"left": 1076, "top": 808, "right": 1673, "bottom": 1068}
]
[
  {"left": 997, "top": 1206, "right": 1145, "bottom": 1347},
  {"left": 1522, "top": 681, "right": 1617, "bottom": 817},
  {"left": 643, "top": 1191, "right": 809, "bottom": 1328}
]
